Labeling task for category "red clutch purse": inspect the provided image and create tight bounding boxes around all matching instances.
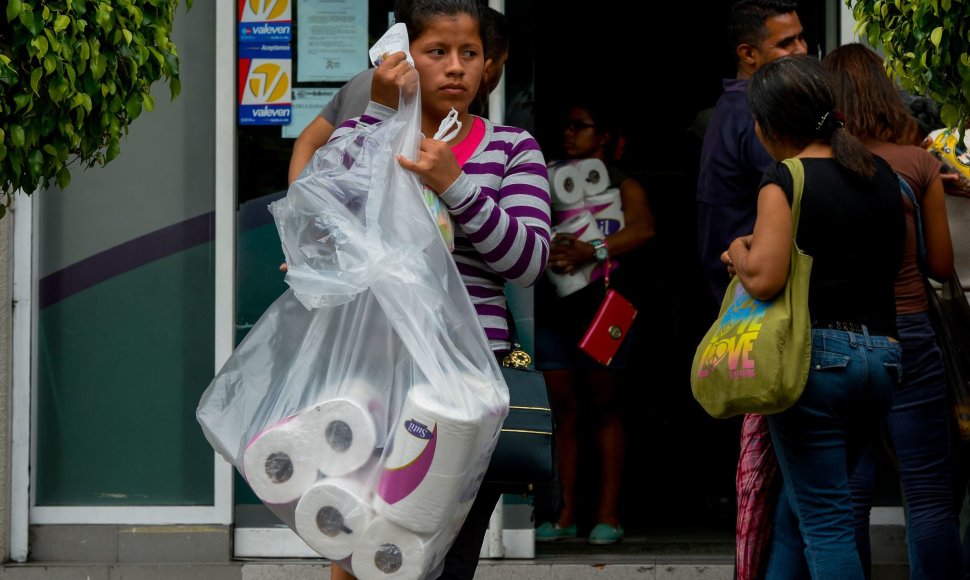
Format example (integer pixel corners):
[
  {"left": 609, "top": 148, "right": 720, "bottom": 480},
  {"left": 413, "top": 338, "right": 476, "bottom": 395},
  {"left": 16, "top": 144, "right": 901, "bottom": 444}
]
[{"left": 578, "top": 288, "right": 637, "bottom": 366}]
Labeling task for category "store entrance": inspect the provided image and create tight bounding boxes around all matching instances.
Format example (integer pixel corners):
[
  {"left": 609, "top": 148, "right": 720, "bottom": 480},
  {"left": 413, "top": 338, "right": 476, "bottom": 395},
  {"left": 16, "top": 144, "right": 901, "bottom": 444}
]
[
  {"left": 504, "top": 0, "right": 832, "bottom": 542},
  {"left": 232, "top": 0, "right": 838, "bottom": 558}
]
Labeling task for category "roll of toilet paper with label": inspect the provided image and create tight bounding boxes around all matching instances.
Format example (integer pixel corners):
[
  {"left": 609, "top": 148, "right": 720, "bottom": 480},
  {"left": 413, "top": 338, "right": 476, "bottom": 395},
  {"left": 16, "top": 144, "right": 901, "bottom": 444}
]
[
  {"left": 585, "top": 187, "right": 625, "bottom": 236},
  {"left": 294, "top": 397, "right": 380, "bottom": 478},
  {"left": 373, "top": 387, "right": 481, "bottom": 533},
  {"left": 546, "top": 210, "right": 600, "bottom": 297},
  {"left": 295, "top": 477, "right": 374, "bottom": 560},
  {"left": 243, "top": 418, "right": 322, "bottom": 504},
  {"left": 546, "top": 161, "right": 584, "bottom": 208},
  {"left": 350, "top": 517, "right": 447, "bottom": 580},
  {"left": 574, "top": 157, "right": 610, "bottom": 196}
]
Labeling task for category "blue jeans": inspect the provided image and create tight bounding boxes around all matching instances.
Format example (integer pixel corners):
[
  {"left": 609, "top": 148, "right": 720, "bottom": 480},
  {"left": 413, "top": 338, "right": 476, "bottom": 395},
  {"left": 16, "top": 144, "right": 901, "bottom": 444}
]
[
  {"left": 850, "top": 312, "right": 961, "bottom": 580},
  {"left": 764, "top": 327, "right": 901, "bottom": 580}
]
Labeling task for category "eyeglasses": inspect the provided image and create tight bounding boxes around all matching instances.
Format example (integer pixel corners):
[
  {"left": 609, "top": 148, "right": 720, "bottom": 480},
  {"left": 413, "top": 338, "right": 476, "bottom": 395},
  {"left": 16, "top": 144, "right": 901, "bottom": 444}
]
[{"left": 564, "top": 119, "right": 596, "bottom": 132}]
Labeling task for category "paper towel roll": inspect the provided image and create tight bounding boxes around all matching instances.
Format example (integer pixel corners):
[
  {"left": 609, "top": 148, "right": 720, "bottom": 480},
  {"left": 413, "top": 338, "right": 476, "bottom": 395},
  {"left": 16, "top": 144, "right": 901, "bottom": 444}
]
[
  {"left": 295, "top": 397, "right": 380, "bottom": 478},
  {"left": 373, "top": 388, "right": 481, "bottom": 533},
  {"left": 295, "top": 478, "right": 374, "bottom": 560},
  {"left": 546, "top": 210, "right": 600, "bottom": 297},
  {"left": 350, "top": 517, "right": 446, "bottom": 580},
  {"left": 585, "top": 187, "right": 624, "bottom": 236},
  {"left": 546, "top": 162, "right": 584, "bottom": 208},
  {"left": 243, "top": 419, "right": 321, "bottom": 504}
]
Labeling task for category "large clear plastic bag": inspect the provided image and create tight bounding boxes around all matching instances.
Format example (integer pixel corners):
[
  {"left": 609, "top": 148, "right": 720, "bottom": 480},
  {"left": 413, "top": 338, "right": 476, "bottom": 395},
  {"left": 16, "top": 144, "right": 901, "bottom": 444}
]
[{"left": 197, "top": 71, "right": 508, "bottom": 580}]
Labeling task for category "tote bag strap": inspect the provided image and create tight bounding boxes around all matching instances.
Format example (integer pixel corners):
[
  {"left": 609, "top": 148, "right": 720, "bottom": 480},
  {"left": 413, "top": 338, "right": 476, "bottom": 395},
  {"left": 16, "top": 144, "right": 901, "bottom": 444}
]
[{"left": 782, "top": 158, "right": 806, "bottom": 243}]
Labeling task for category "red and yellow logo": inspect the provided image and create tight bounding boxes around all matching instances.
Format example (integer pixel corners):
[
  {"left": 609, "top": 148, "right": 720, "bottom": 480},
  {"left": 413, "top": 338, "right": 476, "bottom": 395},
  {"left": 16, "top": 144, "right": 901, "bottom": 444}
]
[
  {"left": 247, "top": 62, "right": 289, "bottom": 103},
  {"left": 246, "top": 0, "right": 288, "bottom": 20}
]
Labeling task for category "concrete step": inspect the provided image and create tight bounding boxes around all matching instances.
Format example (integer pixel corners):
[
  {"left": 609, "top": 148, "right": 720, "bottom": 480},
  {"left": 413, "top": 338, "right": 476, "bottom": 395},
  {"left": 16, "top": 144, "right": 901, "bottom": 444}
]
[{"left": 0, "top": 558, "right": 910, "bottom": 580}]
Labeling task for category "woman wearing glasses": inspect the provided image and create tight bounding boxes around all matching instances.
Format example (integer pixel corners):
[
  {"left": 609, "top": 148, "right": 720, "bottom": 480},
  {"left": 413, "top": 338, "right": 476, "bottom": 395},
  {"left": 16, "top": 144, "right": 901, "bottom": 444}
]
[{"left": 533, "top": 96, "right": 655, "bottom": 545}]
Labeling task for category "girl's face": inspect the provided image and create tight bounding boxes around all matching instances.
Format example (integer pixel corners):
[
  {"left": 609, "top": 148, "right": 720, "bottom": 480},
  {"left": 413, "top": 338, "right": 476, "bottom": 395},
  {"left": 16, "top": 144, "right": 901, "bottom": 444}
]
[
  {"left": 411, "top": 14, "right": 484, "bottom": 121},
  {"left": 562, "top": 106, "right": 608, "bottom": 159}
]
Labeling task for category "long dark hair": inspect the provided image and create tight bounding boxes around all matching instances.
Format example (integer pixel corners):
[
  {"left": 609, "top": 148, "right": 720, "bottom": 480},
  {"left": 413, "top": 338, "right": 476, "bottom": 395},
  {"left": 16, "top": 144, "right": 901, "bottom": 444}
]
[
  {"left": 821, "top": 43, "right": 919, "bottom": 146},
  {"left": 395, "top": 0, "right": 483, "bottom": 43},
  {"left": 748, "top": 54, "right": 876, "bottom": 179}
]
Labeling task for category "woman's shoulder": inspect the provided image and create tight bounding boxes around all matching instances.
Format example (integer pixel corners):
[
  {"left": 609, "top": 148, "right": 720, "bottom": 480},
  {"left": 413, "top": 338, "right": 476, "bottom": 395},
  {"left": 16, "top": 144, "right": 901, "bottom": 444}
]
[
  {"left": 473, "top": 118, "right": 544, "bottom": 162},
  {"left": 483, "top": 118, "right": 538, "bottom": 143}
]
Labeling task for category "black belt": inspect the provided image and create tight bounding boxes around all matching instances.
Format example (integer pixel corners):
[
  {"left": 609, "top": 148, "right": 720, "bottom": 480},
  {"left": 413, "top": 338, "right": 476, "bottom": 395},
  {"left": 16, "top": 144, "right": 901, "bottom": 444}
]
[{"left": 811, "top": 320, "right": 865, "bottom": 333}]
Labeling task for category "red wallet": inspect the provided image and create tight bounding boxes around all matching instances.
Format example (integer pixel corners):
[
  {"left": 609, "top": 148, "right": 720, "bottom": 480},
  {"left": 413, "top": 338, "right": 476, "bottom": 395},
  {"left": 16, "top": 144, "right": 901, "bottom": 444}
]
[{"left": 578, "top": 289, "right": 638, "bottom": 366}]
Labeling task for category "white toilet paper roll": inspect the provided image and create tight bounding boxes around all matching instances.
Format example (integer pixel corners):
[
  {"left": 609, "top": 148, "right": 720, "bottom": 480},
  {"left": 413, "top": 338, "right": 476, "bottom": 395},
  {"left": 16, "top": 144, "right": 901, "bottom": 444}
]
[
  {"left": 294, "top": 397, "right": 379, "bottom": 478},
  {"left": 585, "top": 187, "right": 625, "bottom": 236},
  {"left": 243, "top": 419, "right": 321, "bottom": 504},
  {"left": 295, "top": 478, "right": 374, "bottom": 560},
  {"left": 551, "top": 199, "right": 588, "bottom": 226},
  {"left": 546, "top": 210, "right": 600, "bottom": 297},
  {"left": 574, "top": 158, "right": 610, "bottom": 196},
  {"left": 373, "top": 387, "right": 481, "bottom": 533},
  {"left": 351, "top": 518, "right": 447, "bottom": 580},
  {"left": 546, "top": 162, "right": 584, "bottom": 208}
]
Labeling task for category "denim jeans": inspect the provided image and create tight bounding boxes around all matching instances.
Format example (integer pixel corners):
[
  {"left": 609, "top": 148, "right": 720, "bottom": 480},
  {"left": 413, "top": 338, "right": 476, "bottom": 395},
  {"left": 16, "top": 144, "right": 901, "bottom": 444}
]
[
  {"left": 764, "top": 327, "right": 901, "bottom": 580},
  {"left": 850, "top": 312, "right": 961, "bottom": 580}
]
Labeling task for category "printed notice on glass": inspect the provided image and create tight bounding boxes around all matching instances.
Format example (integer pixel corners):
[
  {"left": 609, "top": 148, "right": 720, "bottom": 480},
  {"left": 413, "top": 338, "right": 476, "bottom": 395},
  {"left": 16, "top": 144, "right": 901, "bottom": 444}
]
[
  {"left": 297, "top": 0, "right": 368, "bottom": 82},
  {"left": 282, "top": 87, "right": 339, "bottom": 139}
]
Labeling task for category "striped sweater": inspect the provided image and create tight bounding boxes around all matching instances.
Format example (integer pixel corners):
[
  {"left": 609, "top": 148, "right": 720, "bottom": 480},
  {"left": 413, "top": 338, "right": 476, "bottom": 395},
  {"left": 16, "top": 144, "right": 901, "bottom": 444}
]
[{"left": 333, "top": 103, "right": 552, "bottom": 351}]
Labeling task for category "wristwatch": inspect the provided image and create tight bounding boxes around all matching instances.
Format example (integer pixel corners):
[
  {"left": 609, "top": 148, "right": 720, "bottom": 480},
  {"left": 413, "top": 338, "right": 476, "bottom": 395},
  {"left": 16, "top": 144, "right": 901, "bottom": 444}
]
[{"left": 590, "top": 239, "right": 609, "bottom": 263}]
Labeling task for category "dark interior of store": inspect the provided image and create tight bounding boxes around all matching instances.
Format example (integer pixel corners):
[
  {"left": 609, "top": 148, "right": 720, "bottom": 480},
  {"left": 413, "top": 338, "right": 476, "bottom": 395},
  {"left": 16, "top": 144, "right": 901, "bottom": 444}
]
[{"left": 236, "top": 0, "right": 899, "bottom": 552}]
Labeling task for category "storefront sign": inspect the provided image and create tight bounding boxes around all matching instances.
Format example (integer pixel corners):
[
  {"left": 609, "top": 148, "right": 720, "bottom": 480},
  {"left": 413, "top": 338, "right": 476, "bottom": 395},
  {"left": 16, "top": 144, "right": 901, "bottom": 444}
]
[
  {"left": 239, "top": 44, "right": 292, "bottom": 125},
  {"left": 239, "top": 0, "right": 292, "bottom": 44}
]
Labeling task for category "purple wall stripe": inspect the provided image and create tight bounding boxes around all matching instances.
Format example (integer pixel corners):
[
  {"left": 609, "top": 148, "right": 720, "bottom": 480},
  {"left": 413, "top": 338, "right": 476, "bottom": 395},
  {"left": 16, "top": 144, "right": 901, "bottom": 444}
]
[{"left": 38, "top": 211, "right": 215, "bottom": 309}]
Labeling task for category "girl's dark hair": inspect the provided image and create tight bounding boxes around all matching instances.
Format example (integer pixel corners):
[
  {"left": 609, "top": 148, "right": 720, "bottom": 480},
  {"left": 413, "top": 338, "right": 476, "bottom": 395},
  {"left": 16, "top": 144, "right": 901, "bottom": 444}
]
[
  {"left": 900, "top": 91, "right": 943, "bottom": 142},
  {"left": 395, "top": 0, "right": 483, "bottom": 44},
  {"left": 821, "top": 43, "right": 919, "bottom": 146},
  {"left": 481, "top": 6, "right": 509, "bottom": 62},
  {"left": 748, "top": 54, "right": 876, "bottom": 179}
]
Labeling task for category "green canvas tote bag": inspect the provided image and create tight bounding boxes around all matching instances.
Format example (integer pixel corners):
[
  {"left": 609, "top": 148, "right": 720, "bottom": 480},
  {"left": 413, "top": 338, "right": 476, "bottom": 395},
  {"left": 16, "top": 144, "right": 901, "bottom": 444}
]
[{"left": 691, "top": 157, "right": 812, "bottom": 419}]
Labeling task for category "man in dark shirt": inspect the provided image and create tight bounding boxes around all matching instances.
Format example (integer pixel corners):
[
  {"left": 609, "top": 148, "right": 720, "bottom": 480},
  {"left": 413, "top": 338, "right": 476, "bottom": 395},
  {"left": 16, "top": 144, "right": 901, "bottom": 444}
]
[
  {"left": 696, "top": 0, "right": 807, "bottom": 304},
  {"left": 694, "top": 4, "right": 807, "bottom": 577}
]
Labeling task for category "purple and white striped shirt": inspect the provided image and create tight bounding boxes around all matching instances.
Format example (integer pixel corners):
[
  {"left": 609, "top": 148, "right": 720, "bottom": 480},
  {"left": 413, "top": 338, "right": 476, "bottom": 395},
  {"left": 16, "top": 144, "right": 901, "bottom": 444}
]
[{"left": 332, "top": 104, "right": 552, "bottom": 351}]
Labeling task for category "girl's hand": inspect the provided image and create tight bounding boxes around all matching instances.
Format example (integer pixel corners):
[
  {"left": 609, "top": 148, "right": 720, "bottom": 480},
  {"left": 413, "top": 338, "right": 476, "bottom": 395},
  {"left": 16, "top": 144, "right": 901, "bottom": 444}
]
[
  {"left": 722, "top": 235, "right": 752, "bottom": 278},
  {"left": 941, "top": 171, "right": 970, "bottom": 198},
  {"left": 548, "top": 233, "right": 594, "bottom": 274},
  {"left": 721, "top": 250, "right": 736, "bottom": 277},
  {"left": 397, "top": 136, "right": 462, "bottom": 194},
  {"left": 371, "top": 51, "right": 416, "bottom": 110}
]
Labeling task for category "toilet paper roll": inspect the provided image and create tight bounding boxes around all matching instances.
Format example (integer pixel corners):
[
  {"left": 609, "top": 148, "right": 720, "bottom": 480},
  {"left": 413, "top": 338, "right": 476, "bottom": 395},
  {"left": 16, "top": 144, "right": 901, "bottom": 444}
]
[
  {"left": 546, "top": 210, "right": 600, "bottom": 297},
  {"left": 585, "top": 187, "right": 625, "bottom": 236},
  {"left": 294, "top": 397, "right": 380, "bottom": 478},
  {"left": 546, "top": 162, "right": 584, "bottom": 208},
  {"left": 373, "top": 387, "right": 481, "bottom": 533},
  {"left": 551, "top": 199, "right": 588, "bottom": 226},
  {"left": 350, "top": 518, "right": 447, "bottom": 580},
  {"left": 574, "top": 158, "right": 610, "bottom": 196},
  {"left": 243, "top": 419, "right": 322, "bottom": 504},
  {"left": 295, "top": 478, "right": 374, "bottom": 560}
]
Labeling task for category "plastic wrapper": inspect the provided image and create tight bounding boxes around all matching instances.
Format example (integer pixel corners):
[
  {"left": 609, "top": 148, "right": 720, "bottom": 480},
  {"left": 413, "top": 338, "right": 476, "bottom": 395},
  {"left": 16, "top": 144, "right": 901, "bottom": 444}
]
[
  {"left": 927, "top": 128, "right": 970, "bottom": 197},
  {"left": 197, "top": 69, "right": 508, "bottom": 580}
]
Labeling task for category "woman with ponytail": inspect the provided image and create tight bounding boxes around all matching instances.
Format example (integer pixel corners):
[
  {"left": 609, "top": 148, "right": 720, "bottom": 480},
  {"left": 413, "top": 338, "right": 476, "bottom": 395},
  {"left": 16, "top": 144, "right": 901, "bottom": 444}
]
[{"left": 723, "top": 54, "right": 905, "bottom": 579}]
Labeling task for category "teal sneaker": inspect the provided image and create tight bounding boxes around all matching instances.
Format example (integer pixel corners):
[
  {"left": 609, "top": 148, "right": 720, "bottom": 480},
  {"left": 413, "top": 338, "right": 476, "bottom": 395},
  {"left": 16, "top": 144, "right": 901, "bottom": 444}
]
[
  {"left": 535, "top": 521, "right": 577, "bottom": 542},
  {"left": 588, "top": 523, "right": 624, "bottom": 545}
]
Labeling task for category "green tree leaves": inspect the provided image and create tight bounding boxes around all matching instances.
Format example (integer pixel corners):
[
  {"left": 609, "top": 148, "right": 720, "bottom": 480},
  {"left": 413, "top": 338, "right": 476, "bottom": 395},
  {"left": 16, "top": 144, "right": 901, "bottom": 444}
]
[
  {"left": 0, "top": 0, "right": 190, "bottom": 218},
  {"left": 848, "top": 0, "right": 970, "bottom": 134}
]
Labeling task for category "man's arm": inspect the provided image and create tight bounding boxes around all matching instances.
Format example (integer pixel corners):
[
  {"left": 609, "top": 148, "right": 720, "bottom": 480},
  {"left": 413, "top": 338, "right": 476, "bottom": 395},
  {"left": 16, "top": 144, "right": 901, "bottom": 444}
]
[{"left": 287, "top": 116, "right": 336, "bottom": 184}]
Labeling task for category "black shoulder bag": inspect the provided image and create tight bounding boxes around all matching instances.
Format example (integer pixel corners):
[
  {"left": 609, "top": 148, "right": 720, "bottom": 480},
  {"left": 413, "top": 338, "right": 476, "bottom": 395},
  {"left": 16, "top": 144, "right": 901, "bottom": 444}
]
[{"left": 484, "top": 330, "right": 557, "bottom": 497}]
